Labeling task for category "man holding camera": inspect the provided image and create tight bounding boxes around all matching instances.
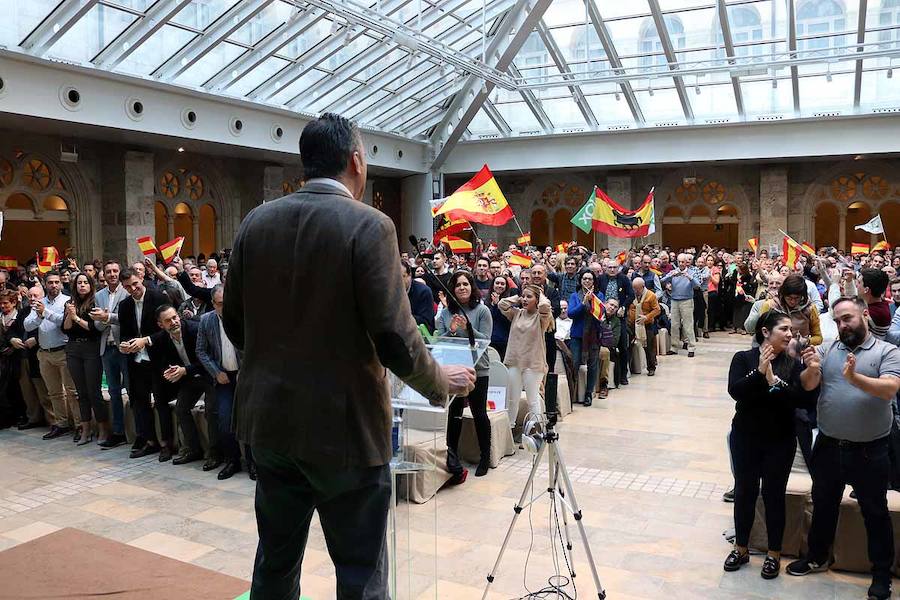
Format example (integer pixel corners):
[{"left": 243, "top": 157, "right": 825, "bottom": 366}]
[{"left": 23, "top": 273, "right": 79, "bottom": 439}]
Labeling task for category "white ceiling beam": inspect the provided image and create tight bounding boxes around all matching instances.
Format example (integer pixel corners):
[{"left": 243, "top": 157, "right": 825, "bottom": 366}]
[
  {"left": 647, "top": 0, "right": 694, "bottom": 121},
  {"left": 308, "top": 0, "right": 516, "bottom": 114},
  {"left": 507, "top": 63, "right": 554, "bottom": 132},
  {"left": 584, "top": 0, "right": 644, "bottom": 124},
  {"left": 382, "top": 81, "right": 463, "bottom": 130},
  {"left": 853, "top": 0, "right": 868, "bottom": 107},
  {"left": 295, "top": 0, "right": 475, "bottom": 106},
  {"left": 401, "top": 106, "right": 448, "bottom": 137},
  {"left": 92, "top": 0, "right": 194, "bottom": 70},
  {"left": 716, "top": 0, "right": 745, "bottom": 117},
  {"left": 536, "top": 19, "right": 598, "bottom": 128},
  {"left": 787, "top": 0, "right": 800, "bottom": 113},
  {"left": 202, "top": 6, "right": 328, "bottom": 92},
  {"left": 250, "top": 0, "right": 410, "bottom": 103},
  {"left": 152, "top": 0, "right": 276, "bottom": 81},
  {"left": 482, "top": 99, "right": 512, "bottom": 136},
  {"left": 430, "top": 0, "right": 554, "bottom": 170},
  {"left": 20, "top": 0, "right": 100, "bottom": 56}
]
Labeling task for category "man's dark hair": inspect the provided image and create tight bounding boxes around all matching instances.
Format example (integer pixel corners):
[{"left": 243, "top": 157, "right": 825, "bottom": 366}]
[
  {"left": 433, "top": 250, "right": 446, "bottom": 261},
  {"left": 103, "top": 259, "right": 120, "bottom": 270},
  {"left": 120, "top": 268, "right": 138, "bottom": 281},
  {"left": 831, "top": 295, "right": 868, "bottom": 312},
  {"left": 299, "top": 113, "right": 360, "bottom": 180},
  {"left": 155, "top": 303, "right": 176, "bottom": 320},
  {"left": 861, "top": 268, "right": 889, "bottom": 297},
  {"left": 44, "top": 270, "right": 61, "bottom": 280},
  {"left": 402, "top": 263, "right": 413, "bottom": 277}
]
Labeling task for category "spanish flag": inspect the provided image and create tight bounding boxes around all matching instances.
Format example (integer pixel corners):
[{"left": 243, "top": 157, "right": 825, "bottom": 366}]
[
  {"left": 137, "top": 236, "right": 158, "bottom": 257},
  {"left": 748, "top": 238, "right": 758, "bottom": 253},
  {"left": 508, "top": 250, "right": 532, "bottom": 268},
  {"left": 38, "top": 246, "right": 59, "bottom": 274},
  {"left": 801, "top": 242, "right": 816, "bottom": 256},
  {"left": 873, "top": 240, "right": 891, "bottom": 252},
  {"left": 433, "top": 213, "right": 469, "bottom": 244},
  {"left": 851, "top": 242, "right": 870, "bottom": 256},
  {"left": 433, "top": 165, "right": 514, "bottom": 226},
  {"left": 782, "top": 236, "right": 802, "bottom": 269},
  {"left": 440, "top": 236, "right": 473, "bottom": 255},
  {"left": 591, "top": 187, "right": 655, "bottom": 238},
  {"left": 555, "top": 243, "right": 568, "bottom": 254},
  {"left": 158, "top": 237, "right": 184, "bottom": 264},
  {"left": 650, "top": 267, "right": 662, "bottom": 277},
  {"left": 615, "top": 250, "right": 627, "bottom": 265},
  {"left": 0, "top": 256, "right": 17, "bottom": 269},
  {"left": 517, "top": 232, "right": 531, "bottom": 246},
  {"left": 588, "top": 293, "right": 605, "bottom": 321}
]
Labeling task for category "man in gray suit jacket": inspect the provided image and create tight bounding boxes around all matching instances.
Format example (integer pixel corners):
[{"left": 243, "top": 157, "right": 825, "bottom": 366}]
[
  {"left": 223, "top": 113, "right": 475, "bottom": 600},
  {"left": 90, "top": 260, "right": 129, "bottom": 449}
]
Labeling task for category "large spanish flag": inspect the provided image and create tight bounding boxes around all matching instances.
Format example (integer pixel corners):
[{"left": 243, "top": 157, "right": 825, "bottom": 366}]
[
  {"left": 433, "top": 165, "right": 514, "bottom": 226},
  {"left": 851, "top": 242, "right": 870, "bottom": 256},
  {"left": 433, "top": 213, "right": 469, "bottom": 244},
  {"left": 440, "top": 236, "right": 473, "bottom": 255},
  {"left": 591, "top": 187, "right": 655, "bottom": 238},
  {"left": 873, "top": 240, "right": 891, "bottom": 252},
  {"left": 159, "top": 237, "right": 184, "bottom": 264}
]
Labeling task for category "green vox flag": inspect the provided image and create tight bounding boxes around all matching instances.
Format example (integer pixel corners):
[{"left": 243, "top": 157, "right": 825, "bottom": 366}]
[{"left": 570, "top": 189, "right": 596, "bottom": 234}]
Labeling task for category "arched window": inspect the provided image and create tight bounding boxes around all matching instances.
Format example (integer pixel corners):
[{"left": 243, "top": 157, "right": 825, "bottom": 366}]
[
  {"left": 717, "top": 7, "right": 763, "bottom": 59},
  {"left": 154, "top": 202, "right": 169, "bottom": 243},
  {"left": 640, "top": 17, "right": 685, "bottom": 68},
  {"left": 814, "top": 203, "right": 840, "bottom": 249},
  {"left": 846, "top": 201, "right": 872, "bottom": 246},
  {"left": 42, "top": 195, "right": 68, "bottom": 211},
  {"left": 553, "top": 210, "right": 573, "bottom": 246},
  {"left": 664, "top": 205, "right": 684, "bottom": 218},
  {"left": 531, "top": 209, "right": 550, "bottom": 247},
  {"left": 717, "top": 204, "right": 738, "bottom": 218},
  {"left": 174, "top": 202, "right": 194, "bottom": 254},
  {"left": 200, "top": 204, "right": 217, "bottom": 256},
  {"left": 5, "top": 193, "right": 33, "bottom": 210},
  {"left": 796, "top": 0, "right": 847, "bottom": 53}
]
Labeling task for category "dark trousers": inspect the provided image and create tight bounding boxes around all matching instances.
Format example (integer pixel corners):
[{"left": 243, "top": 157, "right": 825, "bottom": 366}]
[
  {"left": 166, "top": 376, "right": 216, "bottom": 456},
  {"left": 807, "top": 434, "right": 894, "bottom": 579},
  {"left": 447, "top": 375, "right": 490, "bottom": 460},
  {"left": 707, "top": 291, "right": 722, "bottom": 331},
  {"left": 101, "top": 347, "right": 129, "bottom": 434},
  {"left": 66, "top": 338, "right": 107, "bottom": 423},
  {"left": 570, "top": 337, "right": 598, "bottom": 401},
  {"left": 0, "top": 355, "right": 24, "bottom": 424},
  {"left": 544, "top": 332, "right": 556, "bottom": 372},
  {"left": 127, "top": 360, "right": 163, "bottom": 444},
  {"left": 618, "top": 327, "right": 631, "bottom": 382},
  {"left": 693, "top": 289, "right": 707, "bottom": 336},
  {"left": 730, "top": 427, "right": 796, "bottom": 551},
  {"left": 216, "top": 371, "right": 248, "bottom": 465},
  {"left": 250, "top": 447, "right": 391, "bottom": 600}
]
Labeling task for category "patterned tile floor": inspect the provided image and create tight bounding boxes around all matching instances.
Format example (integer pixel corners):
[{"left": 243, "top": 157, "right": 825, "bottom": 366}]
[{"left": 0, "top": 333, "right": 876, "bottom": 599}]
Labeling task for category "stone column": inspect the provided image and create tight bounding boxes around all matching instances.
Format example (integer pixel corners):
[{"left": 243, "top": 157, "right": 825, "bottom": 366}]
[
  {"left": 166, "top": 214, "right": 175, "bottom": 241},
  {"left": 262, "top": 165, "right": 284, "bottom": 202},
  {"left": 101, "top": 151, "right": 155, "bottom": 266},
  {"left": 605, "top": 175, "right": 632, "bottom": 255},
  {"left": 215, "top": 217, "right": 222, "bottom": 250},
  {"left": 759, "top": 166, "right": 788, "bottom": 251},
  {"left": 838, "top": 208, "right": 847, "bottom": 251},
  {"left": 192, "top": 216, "right": 200, "bottom": 257},
  {"left": 401, "top": 172, "right": 436, "bottom": 246}
]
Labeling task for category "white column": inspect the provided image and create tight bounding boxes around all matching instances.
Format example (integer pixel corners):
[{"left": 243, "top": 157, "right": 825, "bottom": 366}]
[
  {"left": 401, "top": 173, "right": 437, "bottom": 246},
  {"left": 759, "top": 166, "right": 788, "bottom": 250}
]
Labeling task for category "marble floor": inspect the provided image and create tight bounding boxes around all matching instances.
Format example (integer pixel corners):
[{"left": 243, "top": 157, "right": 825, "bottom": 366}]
[{"left": 0, "top": 333, "right": 876, "bottom": 599}]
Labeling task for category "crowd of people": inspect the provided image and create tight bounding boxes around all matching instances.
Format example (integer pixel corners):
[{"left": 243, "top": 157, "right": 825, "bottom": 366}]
[
  {"left": 3, "top": 223, "right": 900, "bottom": 597},
  {"left": 0, "top": 252, "right": 254, "bottom": 481}
]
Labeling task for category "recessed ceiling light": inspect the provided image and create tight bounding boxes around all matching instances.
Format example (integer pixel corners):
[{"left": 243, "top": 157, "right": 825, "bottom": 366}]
[{"left": 177, "top": 147, "right": 185, "bottom": 153}]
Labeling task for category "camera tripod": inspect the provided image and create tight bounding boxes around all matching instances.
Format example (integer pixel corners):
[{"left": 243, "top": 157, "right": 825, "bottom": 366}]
[{"left": 481, "top": 414, "right": 607, "bottom": 600}]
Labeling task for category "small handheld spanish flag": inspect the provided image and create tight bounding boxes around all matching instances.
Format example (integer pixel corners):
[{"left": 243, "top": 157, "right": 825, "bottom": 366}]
[
  {"left": 0, "top": 256, "right": 17, "bottom": 270},
  {"left": 38, "top": 246, "right": 59, "bottom": 274},
  {"left": 748, "top": 238, "right": 758, "bottom": 253},
  {"left": 588, "top": 293, "right": 605, "bottom": 321},
  {"left": 439, "top": 236, "right": 473, "bottom": 255},
  {"left": 555, "top": 242, "right": 568, "bottom": 254},
  {"left": 800, "top": 241, "right": 816, "bottom": 256},
  {"left": 517, "top": 232, "right": 531, "bottom": 246},
  {"left": 158, "top": 237, "right": 185, "bottom": 264},
  {"left": 873, "top": 240, "right": 891, "bottom": 252},
  {"left": 851, "top": 242, "right": 870, "bottom": 256},
  {"left": 137, "top": 236, "right": 158, "bottom": 257},
  {"left": 615, "top": 250, "right": 627, "bottom": 265},
  {"left": 508, "top": 250, "right": 532, "bottom": 268},
  {"left": 650, "top": 267, "right": 662, "bottom": 277}
]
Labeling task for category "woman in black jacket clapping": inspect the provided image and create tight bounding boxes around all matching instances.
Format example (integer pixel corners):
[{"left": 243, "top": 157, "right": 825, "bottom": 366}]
[{"left": 723, "top": 310, "right": 817, "bottom": 580}]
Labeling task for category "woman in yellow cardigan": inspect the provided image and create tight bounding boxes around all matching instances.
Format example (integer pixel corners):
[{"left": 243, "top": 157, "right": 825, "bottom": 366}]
[{"left": 751, "top": 274, "right": 823, "bottom": 347}]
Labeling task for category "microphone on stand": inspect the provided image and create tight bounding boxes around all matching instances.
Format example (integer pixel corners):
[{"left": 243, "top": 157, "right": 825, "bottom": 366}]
[{"left": 408, "top": 235, "right": 478, "bottom": 363}]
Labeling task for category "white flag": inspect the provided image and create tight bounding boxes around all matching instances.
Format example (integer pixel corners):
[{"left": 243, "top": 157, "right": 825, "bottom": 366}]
[
  {"left": 0, "top": 211, "right": 4, "bottom": 241},
  {"left": 854, "top": 214, "right": 884, "bottom": 234}
]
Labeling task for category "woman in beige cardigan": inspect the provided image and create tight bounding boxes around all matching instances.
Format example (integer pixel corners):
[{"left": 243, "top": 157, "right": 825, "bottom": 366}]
[{"left": 499, "top": 284, "right": 554, "bottom": 431}]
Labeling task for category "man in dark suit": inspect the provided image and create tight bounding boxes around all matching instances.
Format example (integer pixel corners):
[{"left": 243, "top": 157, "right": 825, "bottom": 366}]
[
  {"left": 117, "top": 268, "right": 174, "bottom": 460},
  {"left": 402, "top": 263, "right": 435, "bottom": 333},
  {"left": 597, "top": 259, "right": 636, "bottom": 384},
  {"left": 197, "top": 284, "right": 252, "bottom": 481},
  {"left": 149, "top": 304, "right": 218, "bottom": 470},
  {"left": 223, "top": 113, "right": 476, "bottom": 600}
]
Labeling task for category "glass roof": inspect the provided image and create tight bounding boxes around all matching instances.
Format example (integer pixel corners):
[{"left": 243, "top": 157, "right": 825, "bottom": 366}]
[{"left": 6, "top": 0, "right": 900, "bottom": 145}]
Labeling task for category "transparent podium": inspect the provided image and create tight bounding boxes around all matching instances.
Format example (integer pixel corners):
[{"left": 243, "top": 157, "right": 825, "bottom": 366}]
[{"left": 388, "top": 337, "right": 489, "bottom": 600}]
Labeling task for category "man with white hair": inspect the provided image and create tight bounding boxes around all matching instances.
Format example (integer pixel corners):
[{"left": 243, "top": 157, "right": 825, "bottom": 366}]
[
  {"left": 661, "top": 253, "right": 701, "bottom": 357},
  {"left": 203, "top": 259, "right": 221, "bottom": 287}
]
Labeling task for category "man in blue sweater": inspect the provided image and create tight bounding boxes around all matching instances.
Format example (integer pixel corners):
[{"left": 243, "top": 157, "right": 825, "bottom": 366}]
[{"left": 661, "top": 253, "right": 701, "bottom": 357}]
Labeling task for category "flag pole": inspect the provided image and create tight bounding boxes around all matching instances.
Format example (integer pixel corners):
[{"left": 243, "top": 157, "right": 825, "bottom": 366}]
[{"left": 511, "top": 214, "right": 527, "bottom": 239}]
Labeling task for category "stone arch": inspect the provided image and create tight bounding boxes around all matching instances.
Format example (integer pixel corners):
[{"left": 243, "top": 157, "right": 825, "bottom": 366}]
[
  {"left": 653, "top": 168, "right": 752, "bottom": 248},
  {"left": 800, "top": 159, "right": 898, "bottom": 250},
  {"left": 154, "top": 157, "right": 236, "bottom": 256},
  {"left": 0, "top": 149, "right": 95, "bottom": 262},
  {"left": 520, "top": 173, "right": 595, "bottom": 248}
]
